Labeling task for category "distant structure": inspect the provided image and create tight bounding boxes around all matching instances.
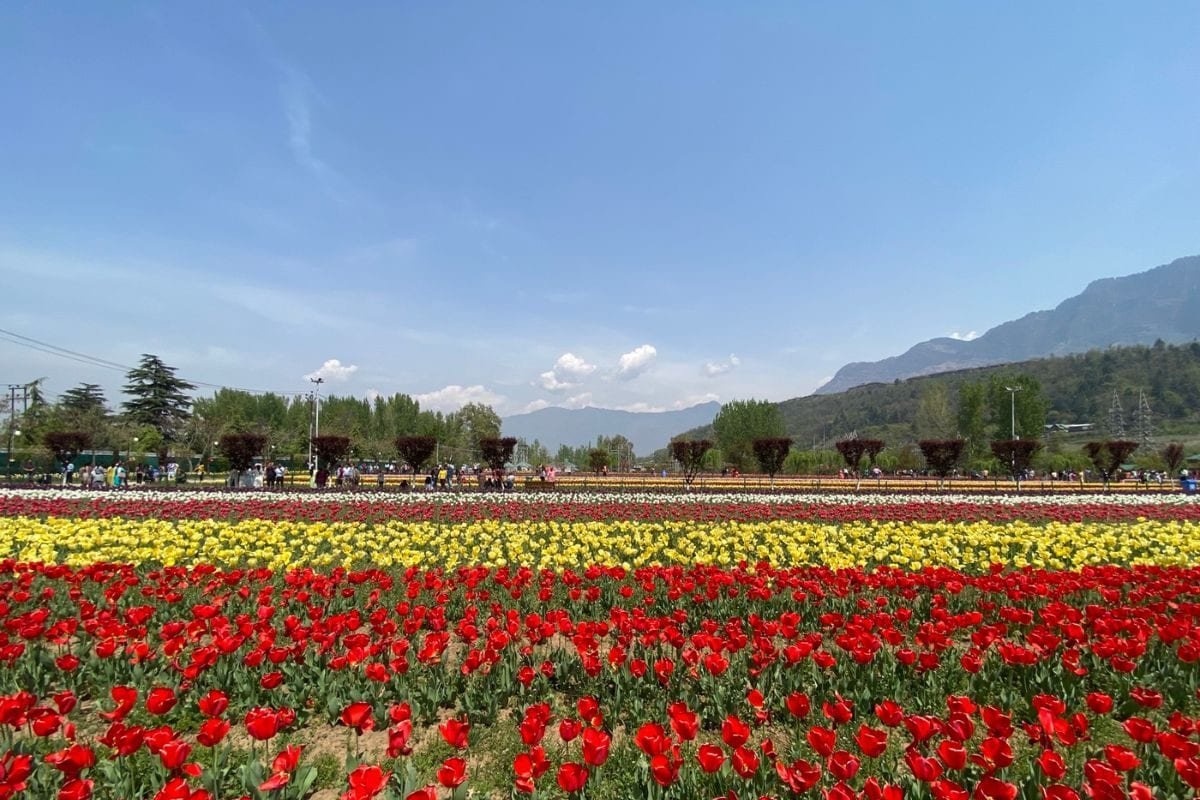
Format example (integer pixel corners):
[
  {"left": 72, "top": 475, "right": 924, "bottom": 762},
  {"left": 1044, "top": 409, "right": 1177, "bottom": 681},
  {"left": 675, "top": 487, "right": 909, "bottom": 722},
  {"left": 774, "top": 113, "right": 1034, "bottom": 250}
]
[
  {"left": 1107, "top": 389, "right": 1126, "bottom": 438},
  {"left": 1132, "top": 389, "right": 1153, "bottom": 445}
]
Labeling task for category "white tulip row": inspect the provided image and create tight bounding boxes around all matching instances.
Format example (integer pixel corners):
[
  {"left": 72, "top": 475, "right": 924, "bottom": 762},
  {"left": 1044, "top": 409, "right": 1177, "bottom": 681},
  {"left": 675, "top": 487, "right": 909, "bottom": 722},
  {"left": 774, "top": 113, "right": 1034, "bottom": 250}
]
[{"left": 1, "top": 487, "right": 1196, "bottom": 507}]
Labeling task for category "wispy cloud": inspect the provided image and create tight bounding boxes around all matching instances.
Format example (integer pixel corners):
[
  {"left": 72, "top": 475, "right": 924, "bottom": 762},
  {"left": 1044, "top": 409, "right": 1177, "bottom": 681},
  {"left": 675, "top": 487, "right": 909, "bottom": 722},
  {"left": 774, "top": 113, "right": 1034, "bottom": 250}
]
[
  {"left": 415, "top": 384, "right": 505, "bottom": 413},
  {"left": 703, "top": 354, "right": 741, "bottom": 377},
  {"left": 281, "top": 71, "right": 349, "bottom": 202},
  {"left": 948, "top": 330, "right": 980, "bottom": 341}
]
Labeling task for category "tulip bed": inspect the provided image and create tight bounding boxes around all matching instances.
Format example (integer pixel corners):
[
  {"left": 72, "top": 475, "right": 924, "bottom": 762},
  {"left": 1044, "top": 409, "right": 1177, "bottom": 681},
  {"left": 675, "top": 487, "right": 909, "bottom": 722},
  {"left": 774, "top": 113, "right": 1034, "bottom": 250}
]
[{"left": 2, "top": 492, "right": 1200, "bottom": 799}]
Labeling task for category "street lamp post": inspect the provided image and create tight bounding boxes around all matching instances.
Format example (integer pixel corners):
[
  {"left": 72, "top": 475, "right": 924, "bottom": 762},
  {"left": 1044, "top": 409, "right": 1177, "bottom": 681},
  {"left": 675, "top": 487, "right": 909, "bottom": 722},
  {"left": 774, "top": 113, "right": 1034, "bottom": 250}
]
[
  {"left": 128, "top": 436, "right": 139, "bottom": 463},
  {"left": 6, "top": 429, "right": 20, "bottom": 482},
  {"left": 1005, "top": 386, "right": 1023, "bottom": 440},
  {"left": 308, "top": 377, "right": 324, "bottom": 475}
]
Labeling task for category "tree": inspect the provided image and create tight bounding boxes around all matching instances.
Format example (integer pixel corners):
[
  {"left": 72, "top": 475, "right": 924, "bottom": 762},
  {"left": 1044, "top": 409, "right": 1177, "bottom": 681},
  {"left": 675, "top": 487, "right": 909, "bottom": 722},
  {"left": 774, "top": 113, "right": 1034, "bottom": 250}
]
[
  {"left": 989, "top": 439, "right": 1043, "bottom": 491},
  {"left": 43, "top": 431, "right": 92, "bottom": 473},
  {"left": 1162, "top": 443, "right": 1186, "bottom": 476},
  {"left": 913, "top": 384, "right": 955, "bottom": 439},
  {"left": 457, "top": 403, "right": 501, "bottom": 452},
  {"left": 985, "top": 374, "right": 1047, "bottom": 441},
  {"left": 835, "top": 439, "right": 868, "bottom": 480},
  {"left": 752, "top": 438, "right": 792, "bottom": 486},
  {"left": 394, "top": 436, "right": 438, "bottom": 473},
  {"left": 957, "top": 382, "right": 987, "bottom": 461},
  {"left": 588, "top": 448, "right": 610, "bottom": 475},
  {"left": 918, "top": 439, "right": 965, "bottom": 489},
  {"left": 1084, "top": 440, "right": 1139, "bottom": 490},
  {"left": 311, "top": 435, "right": 351, "bottom": 471},
  {"left": 712, "top": 400, "right": 784, "bottom": 472},
  {"left": 122, "top": 354, "right": 196, "bottom": 459},
  {"left": 861, "top": 439, "right": 885, "bottom": 467},
  {"left": 218, "top": 432, "right": 267, "bottom": 474},
  {"left": 479, "top": 437, "right": 518, "bottom": 481},
  {"left": 669, "top": 439, "right": 712, "bottom": 487}
]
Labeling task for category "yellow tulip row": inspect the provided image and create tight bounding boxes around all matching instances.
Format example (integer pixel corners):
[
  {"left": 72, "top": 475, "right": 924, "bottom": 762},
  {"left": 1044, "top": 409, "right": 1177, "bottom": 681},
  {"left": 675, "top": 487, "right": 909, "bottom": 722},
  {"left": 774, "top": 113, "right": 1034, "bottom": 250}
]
[{"left": 2, "top": 516, "right": 1197, "bottom": 572}]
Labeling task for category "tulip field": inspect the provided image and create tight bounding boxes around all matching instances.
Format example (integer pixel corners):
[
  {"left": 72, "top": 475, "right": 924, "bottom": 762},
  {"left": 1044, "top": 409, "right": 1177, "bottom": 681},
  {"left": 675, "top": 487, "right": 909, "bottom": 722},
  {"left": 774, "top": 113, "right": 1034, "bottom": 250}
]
[{"left": 2, "top": 489, "right": 1200, "bottom": 799}]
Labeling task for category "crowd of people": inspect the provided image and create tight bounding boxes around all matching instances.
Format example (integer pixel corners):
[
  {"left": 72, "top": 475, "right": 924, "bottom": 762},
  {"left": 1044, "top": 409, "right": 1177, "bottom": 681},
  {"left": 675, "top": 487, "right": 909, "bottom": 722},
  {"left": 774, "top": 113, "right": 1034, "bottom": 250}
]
[{"left": 68, "top": 461, "right": 181, "bottom": 488}]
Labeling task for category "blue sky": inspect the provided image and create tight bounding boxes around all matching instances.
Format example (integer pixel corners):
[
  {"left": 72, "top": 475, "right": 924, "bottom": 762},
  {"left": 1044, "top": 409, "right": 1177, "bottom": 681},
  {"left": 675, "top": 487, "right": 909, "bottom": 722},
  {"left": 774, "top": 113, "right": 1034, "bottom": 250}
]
[{"left": 2, "top": 3, "right": 1198, "bottom": 415}]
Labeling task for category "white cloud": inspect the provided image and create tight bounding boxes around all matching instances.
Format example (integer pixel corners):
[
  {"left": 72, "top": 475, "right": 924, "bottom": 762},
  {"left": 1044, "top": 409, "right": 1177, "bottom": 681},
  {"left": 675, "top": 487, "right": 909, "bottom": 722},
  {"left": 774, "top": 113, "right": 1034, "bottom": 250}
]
[
  {"left": 365, "top": 388, "right": 382, "bottom": 403},
  {"left": 554, "top": 352, "right": 597, "bottom": 377},
  {"left": 703, "top": 354, "right": 741, "bottom": 377},
  {"left": 616, "top": 344, "right": 657, "bottom": 380},
  {"left": 615, "top": 393, "right": 720, "bottom": 414},
  {"left": 538, "top": 371, "right": 579, "bottom": 393},
  {"left": 304, "top": 359, "right": 358, "bottom": 382},
  {"left": 520, "top": 399, "right": 550, "bottom": 414},
  {"left": 948, "top": 331, "right": 980, "bottom": 341},
  {"left": 535, "top": 352, "right": 597, "bottom": 392},
  {"left": 564, "top": 392, "right": 593, "bottom": 409},
  {"left": 414, "top": 384, "right": 505, "bottom": 413}
]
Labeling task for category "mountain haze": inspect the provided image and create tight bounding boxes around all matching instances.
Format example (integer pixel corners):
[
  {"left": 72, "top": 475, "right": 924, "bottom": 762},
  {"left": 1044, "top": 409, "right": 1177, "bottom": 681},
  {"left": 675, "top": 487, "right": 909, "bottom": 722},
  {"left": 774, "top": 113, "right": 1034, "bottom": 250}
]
[
  {"left": 503, "top": 402, "right": 720, "bottom": 454},
  {"left": 817, "top": 255, "right": 1200, "bottom": 394}
]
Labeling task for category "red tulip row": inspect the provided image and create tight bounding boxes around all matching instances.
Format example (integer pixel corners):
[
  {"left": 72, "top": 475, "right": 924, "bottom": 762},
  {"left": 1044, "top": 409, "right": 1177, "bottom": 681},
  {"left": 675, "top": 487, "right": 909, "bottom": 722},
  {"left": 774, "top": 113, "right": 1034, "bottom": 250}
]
[
  {"left": 3, "top": 495, "right": 1198, "bottom": 523},
  {"left": 1, "top": 560, "right": 1200, "bottom": 796}
]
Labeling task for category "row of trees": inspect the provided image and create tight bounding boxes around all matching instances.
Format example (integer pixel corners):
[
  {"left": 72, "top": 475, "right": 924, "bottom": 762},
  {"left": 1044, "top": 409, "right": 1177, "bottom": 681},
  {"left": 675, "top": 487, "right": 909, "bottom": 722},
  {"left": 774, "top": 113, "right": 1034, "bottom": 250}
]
[
  {"left": 4, "top": 355, "right": 514, "bottom": 472},
  {"left": 666, "top": 432, "right": 1186, "bottom": 490}
]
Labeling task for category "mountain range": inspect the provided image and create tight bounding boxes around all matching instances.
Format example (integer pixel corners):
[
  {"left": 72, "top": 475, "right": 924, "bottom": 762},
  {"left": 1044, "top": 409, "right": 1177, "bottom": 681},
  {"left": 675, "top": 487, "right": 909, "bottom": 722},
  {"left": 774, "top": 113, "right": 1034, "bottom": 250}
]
[
  {"left": 816, "top": 255, "right": 1200, "bottom": 394},
  {"left": 502, "top": 401, "right": 720, "bottom": 455}
]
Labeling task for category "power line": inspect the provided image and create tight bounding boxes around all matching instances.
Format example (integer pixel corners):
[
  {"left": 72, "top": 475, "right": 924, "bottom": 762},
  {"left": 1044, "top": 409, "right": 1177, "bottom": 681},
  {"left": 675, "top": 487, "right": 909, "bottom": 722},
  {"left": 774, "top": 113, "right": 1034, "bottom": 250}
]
[{"left": 0, "top": 326, "right": 306, "bottom": 397}]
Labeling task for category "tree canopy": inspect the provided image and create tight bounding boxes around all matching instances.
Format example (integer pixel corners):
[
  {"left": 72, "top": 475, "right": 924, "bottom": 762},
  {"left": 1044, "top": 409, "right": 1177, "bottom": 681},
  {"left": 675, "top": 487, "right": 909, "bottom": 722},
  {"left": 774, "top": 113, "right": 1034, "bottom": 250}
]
[
  {"left": 712, "top": 399, "right": 784, "bottom": 472},
  {"left": 121, "top": 355, "right": 195, "bottom": 456}
]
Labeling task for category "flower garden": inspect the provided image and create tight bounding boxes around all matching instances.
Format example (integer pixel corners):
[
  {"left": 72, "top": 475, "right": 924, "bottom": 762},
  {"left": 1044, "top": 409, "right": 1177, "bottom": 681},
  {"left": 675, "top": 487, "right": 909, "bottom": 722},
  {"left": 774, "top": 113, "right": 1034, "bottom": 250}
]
[{"left": 2, "top": 488, "right": 1200, "bottom": 799}]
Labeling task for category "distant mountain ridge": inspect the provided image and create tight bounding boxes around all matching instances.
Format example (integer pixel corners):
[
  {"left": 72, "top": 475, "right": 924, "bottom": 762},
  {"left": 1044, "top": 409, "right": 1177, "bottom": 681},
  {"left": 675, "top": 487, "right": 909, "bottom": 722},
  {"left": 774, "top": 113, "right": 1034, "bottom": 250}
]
[
  {"left": 502, "top": 402, "right": 721, "bottom": 454},
  {"left": 816, "top": 255, "right": 1200, "bottom": 394}
]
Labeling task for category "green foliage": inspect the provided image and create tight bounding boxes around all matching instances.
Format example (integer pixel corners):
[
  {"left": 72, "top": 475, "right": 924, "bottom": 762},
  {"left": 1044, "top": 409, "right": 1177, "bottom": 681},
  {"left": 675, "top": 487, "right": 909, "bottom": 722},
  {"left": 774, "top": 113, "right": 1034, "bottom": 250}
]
[
  {"left": 913, "top": 383, "right": 955, "bottom": 439},
  {"left": 985, "top": 374, "right": 1048, "bottom": 440},
  {"left": 121, "top": 354, "right": 196, "bottom": 454},
  {"left": 712, "top": 399, "right": 784, "bottom": 472},
  {"left": 587, "top": 448, "right": 610, "bottom": 473},
  {"left": 678, "top": 343, "right": 1200, "bottom": 457}
]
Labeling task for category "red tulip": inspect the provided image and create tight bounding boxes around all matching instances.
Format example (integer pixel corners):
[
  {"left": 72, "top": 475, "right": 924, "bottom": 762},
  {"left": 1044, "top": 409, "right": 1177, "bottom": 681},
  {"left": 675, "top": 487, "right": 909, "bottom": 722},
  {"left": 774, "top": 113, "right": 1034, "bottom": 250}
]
[
  {"left": 854, "top": 724, "right": 888, "bottom": 758},
  {"left": 197, "top": 718, "right": 230, "bottom": 747},
  {"left": 731, "top": 746, "right": 759, "bottom": 779},
  {"left": 245, "top": 708, "right": 280, "bottom": 741},
  {"left": 581, "top": 728, "right": 610, "bottom": 767},
  {"left": 437, "top": 756, "right": 467, "bottom": 788},
  {"left": 556, "top": 762, "right": 588, "bottom": 794},
  {"left": 634, "top": 722, "right": 671, "bottom": 756},
  {"left": 697, "top": 744, "right": 725, "bottom": 773},
  {"left": 439, "top": 717, "right": 470, "bottom": 749},
  {"left": 340, "top": 703, "right": 375, "bottom": 734},
  {"left": 721, "top": 715, "right": 750, "bottom": 749},
  {"left": 146, "top": 687, "right": 178, "bottom": 716}
]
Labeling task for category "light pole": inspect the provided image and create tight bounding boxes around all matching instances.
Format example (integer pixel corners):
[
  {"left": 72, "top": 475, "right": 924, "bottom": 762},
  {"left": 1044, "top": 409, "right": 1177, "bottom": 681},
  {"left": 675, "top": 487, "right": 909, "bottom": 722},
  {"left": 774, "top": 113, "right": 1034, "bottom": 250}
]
[
  {"left": 308, "top": 377, "right": 324, "bottom": 474},
  {"left": 6, "top": 429, "right": 19, "bottom": 482},
  {"left": 1005, "top": 386, "right": 1022, "bottom": 440},
  {"left": 128, "top": 436, "right": 139, "bottom": 463}
]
